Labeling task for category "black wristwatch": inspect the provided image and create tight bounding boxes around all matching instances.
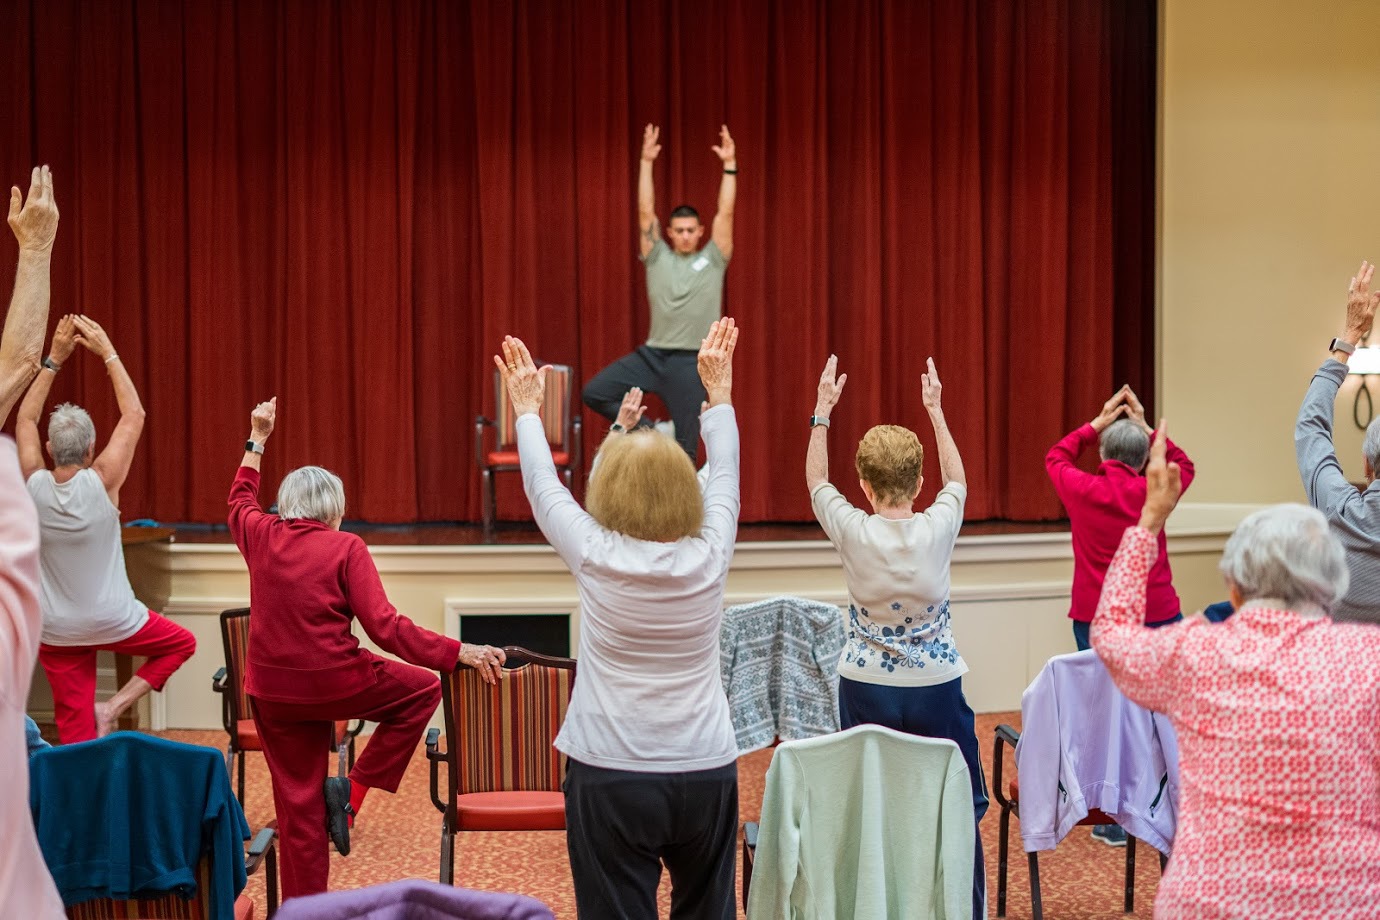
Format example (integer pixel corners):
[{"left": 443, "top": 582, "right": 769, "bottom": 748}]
[
  {"left": 245, "top": 440, "right": 265, "bottom": 455},
  {"left": 610, "top": 423, "right": 626, "bottom": 433}
]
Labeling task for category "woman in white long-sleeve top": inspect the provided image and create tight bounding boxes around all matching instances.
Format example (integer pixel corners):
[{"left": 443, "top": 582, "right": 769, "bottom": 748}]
[{"left": 495, "top": 318, "right": 741, "bottom": 920}]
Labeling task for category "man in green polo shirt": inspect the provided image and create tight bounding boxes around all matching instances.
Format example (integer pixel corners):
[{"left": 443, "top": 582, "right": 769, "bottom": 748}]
[{"left": 582, "top": 123, "right": 737, "bottom": 459}]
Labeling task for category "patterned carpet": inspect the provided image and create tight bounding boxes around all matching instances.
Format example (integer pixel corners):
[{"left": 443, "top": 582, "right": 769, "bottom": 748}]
[{"left": 161, "top": 711, "right": 1164, "bottom": 918}]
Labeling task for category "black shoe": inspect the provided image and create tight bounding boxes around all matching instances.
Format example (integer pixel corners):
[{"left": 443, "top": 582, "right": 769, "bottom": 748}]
[
  {"left": 1091, "top": 824, "right": 1127, "bottom": 847},
  {"left": 324, "top": 776, "right": 353, "bottom": 856}
]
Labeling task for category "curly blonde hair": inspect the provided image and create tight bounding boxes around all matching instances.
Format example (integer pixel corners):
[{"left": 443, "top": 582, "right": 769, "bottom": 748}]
[
  {"left": 855, "top": 425, "right": 924, "bottom": 506},
  {"left": 587, "top": 431, "right": 704, "bottom": 542}
]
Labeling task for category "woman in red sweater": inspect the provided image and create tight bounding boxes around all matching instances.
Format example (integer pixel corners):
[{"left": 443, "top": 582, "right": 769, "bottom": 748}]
[{"left": 229, "top": 397, "right": 506, "bottom": 900}]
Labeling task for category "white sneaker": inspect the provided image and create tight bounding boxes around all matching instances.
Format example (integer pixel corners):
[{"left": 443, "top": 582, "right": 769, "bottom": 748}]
[{"left": 653, "top": 420, "right": 676, "bottom": 439}]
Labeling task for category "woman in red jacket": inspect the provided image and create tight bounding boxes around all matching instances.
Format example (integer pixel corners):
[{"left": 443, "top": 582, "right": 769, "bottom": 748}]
[{"left": 229, "top": 397, "right": 505, "bottom": 900}]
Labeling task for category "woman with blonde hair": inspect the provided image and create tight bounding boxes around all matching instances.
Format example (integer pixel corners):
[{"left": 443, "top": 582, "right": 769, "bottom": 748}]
[
  {"left": 498, "top": 318, "right": 740, "bottom": 920},
  {"left": 805, "top": 354, "right": 986, "bottom": 918}
]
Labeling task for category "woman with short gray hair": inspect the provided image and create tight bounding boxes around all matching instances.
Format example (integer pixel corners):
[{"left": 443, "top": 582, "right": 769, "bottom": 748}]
[
  {"left": 16, "top": 314, "right": 196, "bottom": 743},
  {"left": 1093, "top": 424, "right": 1380, "bottom": 917},
  {"left": 228, "top": 397, "right": 506, "bottom": 900}
]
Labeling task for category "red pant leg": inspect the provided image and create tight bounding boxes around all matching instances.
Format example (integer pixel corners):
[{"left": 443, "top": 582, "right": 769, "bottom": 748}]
[
  {"left": 248, "top": 698, "right": 333, "bottom": 901},
  {"left": 339, "top": 659, "right": 441, "bottom": 793},
  {"left": 38, "top": 644, "right": 98, "bottom": 743},
  {"left": 108, "top": 611, "right": 196, "bottom": 690}
]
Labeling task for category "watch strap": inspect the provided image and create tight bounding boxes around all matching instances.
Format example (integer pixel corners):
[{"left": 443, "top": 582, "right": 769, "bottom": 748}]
[
  {"left": 41, "top": 357, "right": 60, "bottom": 373},
  {"left": 810, "top": 415, "right": 831, "bottom": 429},
  {"left": 245, "top": 440, "right": 265, "bottom": 455},
  {"left": 610, "top": 423, "right": 626, "bottom": 433},
  {"left": 1331, "top": 337, "right": 1357, "bottom": 356}
]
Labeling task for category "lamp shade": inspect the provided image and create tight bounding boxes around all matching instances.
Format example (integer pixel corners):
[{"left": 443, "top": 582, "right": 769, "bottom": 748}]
[{"left": 1349, "top": 347, "right": 1380, "bottom": 376}]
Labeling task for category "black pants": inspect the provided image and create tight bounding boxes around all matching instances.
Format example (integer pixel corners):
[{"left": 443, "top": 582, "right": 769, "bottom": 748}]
[
  {"left": 582, "top": 345, "right": 705, "bottom": 459},
  {"left": 564, "top": 758, "right": 738, "bottom": 920}
]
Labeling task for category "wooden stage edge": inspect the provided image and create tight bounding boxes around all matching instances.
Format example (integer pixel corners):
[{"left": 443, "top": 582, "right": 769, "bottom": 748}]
[{"left": 165, "top": 518, "right": 1071, "bottom": 547}]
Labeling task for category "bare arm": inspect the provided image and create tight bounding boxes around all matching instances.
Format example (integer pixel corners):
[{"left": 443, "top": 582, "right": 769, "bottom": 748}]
[
  {"left": 15, "top": 369, "right": 56, "bottom": 482},
  {"left": 805, "top": 354, "right": 846, "bottom": 492},
  {"left": 711, "top": 125, "right": 736, "bottom": 261},
  {"left": 242, "top": 397, "right": 275, "bottom": 474},
  {"left": 0, "top": 167, "right": 60, "bottom": 426},
  {"left": 638, "top": 124, "right": 660, "bottom": 260},
  {"left": 921, "top": 358, "right": 965, "bottom": 489},
  {"left": 71, "top": 317, "right": 144, "bottom": 502}
]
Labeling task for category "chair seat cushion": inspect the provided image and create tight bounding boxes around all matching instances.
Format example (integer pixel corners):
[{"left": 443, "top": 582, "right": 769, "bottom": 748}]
[
  {"left": 236, "top": 893, "right": 255, "bottom": 920},
  {"left": 486, "top": 450, "right": 569, "bottom": 468},
  {"left": 1008, "top": 776, "right": 1119, "bottom": 827},
  {"left": 455, "top": 791, "right": 566, "bottom": 831},
  {"left": 235, "top": 719, "right": 352, "bottom": 752}
]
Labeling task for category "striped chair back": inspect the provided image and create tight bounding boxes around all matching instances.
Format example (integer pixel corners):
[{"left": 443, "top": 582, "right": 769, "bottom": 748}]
[
  {"left": 494, "top": 365, "right": 572, "bottom": 452},
  {"left": 219, "top": 608, "right": 253, "bottom": 726},
  {"left": 67, "top": 856, "right": 215, "bottom": 919},
  {"left": 442, "top": 648, "right": 576, "bottom": 795}
]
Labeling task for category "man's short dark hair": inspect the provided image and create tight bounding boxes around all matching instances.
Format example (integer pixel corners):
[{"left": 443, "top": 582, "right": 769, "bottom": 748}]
[{"left": 669, "top": 205, "right": 701, "bottom": 223}]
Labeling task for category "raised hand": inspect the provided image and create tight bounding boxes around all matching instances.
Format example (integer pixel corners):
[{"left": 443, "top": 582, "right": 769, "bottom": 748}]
[
  {"left": 815, "top": 355, "right": 847, "bottom": 418},
  {"left": 8, "top": 165, "right": 58, "bottom": 254},
  {"left": 1139, "top": 420, "right": 1183, "bottom": 533},
  {"left": 921, "top": 358, "right": 944, "bottom": 413},
  {"left": 250, "top": 397, "right": 277, "bottom": 442},
  {"left": 1091, "top": 385, "right": 1130, "bottom": 432},
  {"left": 458, "top": 642, "right": 507, "bottom": 686},
  {"left": 616, "top": 387, "right": 647, "bottom": 430},
  {"left": 72, "top": 315, "right": 115, "bottom": 361},
  {"left": 493, "top": 335, "right": 549, "bottom": 418},
  {"left": 697, "top": 317, "right": 738, "bottom": 405},
  {"left": 1344, "top": 260, "right": 1380, "bottom": 343},
  {"left": 1123, "top": 386, "right": 1152, "bottom": 434},
  {"left": 711, "top": 125, "right": 736, "bottom": 168},
  {"left": 641, "top": 124, "right": 662, "bottom": 163},
  {"left": 49, "top": 314, "right": 77, "bottom": 365}
]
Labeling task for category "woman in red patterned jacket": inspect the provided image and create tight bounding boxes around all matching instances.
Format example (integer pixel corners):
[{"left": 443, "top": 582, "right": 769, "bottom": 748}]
[
  {"left": 229, "top": 397, "right": 506, "bottom": 900},
  {"left": 1093, "top": 422, "right": 1380, "bottom": 918}
]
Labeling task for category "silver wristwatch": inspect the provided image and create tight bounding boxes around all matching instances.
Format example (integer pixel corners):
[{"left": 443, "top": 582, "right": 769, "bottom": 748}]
[{"left": 1330, "top": 337, "right": 1357, "bottom": 356}]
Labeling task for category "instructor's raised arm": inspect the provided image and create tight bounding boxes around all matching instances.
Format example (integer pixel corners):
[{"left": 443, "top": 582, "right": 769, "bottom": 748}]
[
  {"left": 922, "top": 358, "right": 965, "bottom": 489},
  {"left": 711, "top": 125, "right": 736, "bottom": 261},
  {"left": 0, "top": 167, "right": 60, "bottom": 425},
  {"left": 638, "top": 124, "right": 661, "bottom": 260}
]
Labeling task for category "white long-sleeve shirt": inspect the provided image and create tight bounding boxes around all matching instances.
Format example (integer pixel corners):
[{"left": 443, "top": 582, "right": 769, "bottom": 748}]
[{"left": 517, "top": 405, "right": 741, "bottom": 773}]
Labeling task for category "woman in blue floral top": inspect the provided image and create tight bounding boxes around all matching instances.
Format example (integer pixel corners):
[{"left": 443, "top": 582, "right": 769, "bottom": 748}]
[{"left": 805, "top": 354, "right": 986, "bottom": 920}]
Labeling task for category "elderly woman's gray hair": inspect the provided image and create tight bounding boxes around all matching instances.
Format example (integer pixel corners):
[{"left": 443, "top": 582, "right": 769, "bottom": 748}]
[
  {"left": 48, "top": 403, "right": 96, "bottom": 467},
  {"left": 276, "top": 466, "right": 346, "bottom": 525},
  {"left": 1364, "top": 417, "right": 1380, "bottom": 473},
  {"left": 1099, "top": 419, "right": 1150, "bottom": 470},
  {"left": 1219, "top": 504, "right": 1349, "bottom": 611}
]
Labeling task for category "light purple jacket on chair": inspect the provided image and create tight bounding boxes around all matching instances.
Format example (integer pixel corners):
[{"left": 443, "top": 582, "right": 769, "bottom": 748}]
[{"left": 274, "top": 880, "right": 555, "bottom": 920}]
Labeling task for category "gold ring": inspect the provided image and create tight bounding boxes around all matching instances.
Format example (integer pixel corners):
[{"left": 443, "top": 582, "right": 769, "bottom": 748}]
[{"left": 507, "top": 363, "right": 517, "bottom": 370}]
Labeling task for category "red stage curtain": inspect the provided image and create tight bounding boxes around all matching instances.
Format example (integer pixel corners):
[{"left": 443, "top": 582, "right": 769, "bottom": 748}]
[{"left": 0, "top": 0, "right": 1154, "bottom": 524}]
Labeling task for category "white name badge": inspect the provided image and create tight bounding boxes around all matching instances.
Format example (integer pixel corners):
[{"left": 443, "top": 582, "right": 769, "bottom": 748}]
[{"left": 692, "top": 256, "right": 709, "bottom": 272}]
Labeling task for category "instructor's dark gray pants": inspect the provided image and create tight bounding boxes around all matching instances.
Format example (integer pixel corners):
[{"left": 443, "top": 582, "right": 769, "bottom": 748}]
[{"left": 582, "top": 345, "right": 705, "bottom": 459}]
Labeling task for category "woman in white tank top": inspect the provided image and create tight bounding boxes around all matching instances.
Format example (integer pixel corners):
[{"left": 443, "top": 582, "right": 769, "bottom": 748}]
[{"left": 15, "top": 315, "right": 196, "bottom": 743}]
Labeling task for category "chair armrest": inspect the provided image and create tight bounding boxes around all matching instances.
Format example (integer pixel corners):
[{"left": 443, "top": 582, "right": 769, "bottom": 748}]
[
  {"left": 212, "top": 667, "right": 227, "bottom": 693},
  {"left": 346, "top": 719, "right": 366, "bottom": 739},
  {"left": 244, "top": 825, "right": 276, "bottom": 875},
  {"left": 992, "top": 724, "right": 1021, "bottom": 809},
  {"left": 426, "top": 727, "right": 446, "bottom": 814}
]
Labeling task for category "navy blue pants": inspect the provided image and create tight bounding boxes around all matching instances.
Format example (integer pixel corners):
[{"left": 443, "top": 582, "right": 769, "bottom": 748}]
[
  {"left": 839, "top": 675, "right": 987, "bottom": 920},
  {"left": 1072, "top": 611, "right": 1183, "bottom": 651}
]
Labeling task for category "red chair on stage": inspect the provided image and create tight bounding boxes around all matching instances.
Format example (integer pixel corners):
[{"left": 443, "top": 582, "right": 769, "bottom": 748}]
[
  {"left": 425, "top": 647, "right": 577, "bottom": 885},
  {"left": 474, "top": 364, "right": 581, "bottom": 541}
]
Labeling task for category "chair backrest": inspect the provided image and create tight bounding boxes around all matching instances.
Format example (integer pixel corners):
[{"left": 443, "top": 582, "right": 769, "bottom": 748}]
[
  {"left": 67, "top": 857, "right": 216, "bottom": 919},
  {"left": 493, "top": 364, "right": 572, "bottom": 452},
  {"left": 220, "top": 608, "right": 253, "bottom": 728},
  {"left": 441, "top": 646, "right": 576, "bottom": 797}
]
